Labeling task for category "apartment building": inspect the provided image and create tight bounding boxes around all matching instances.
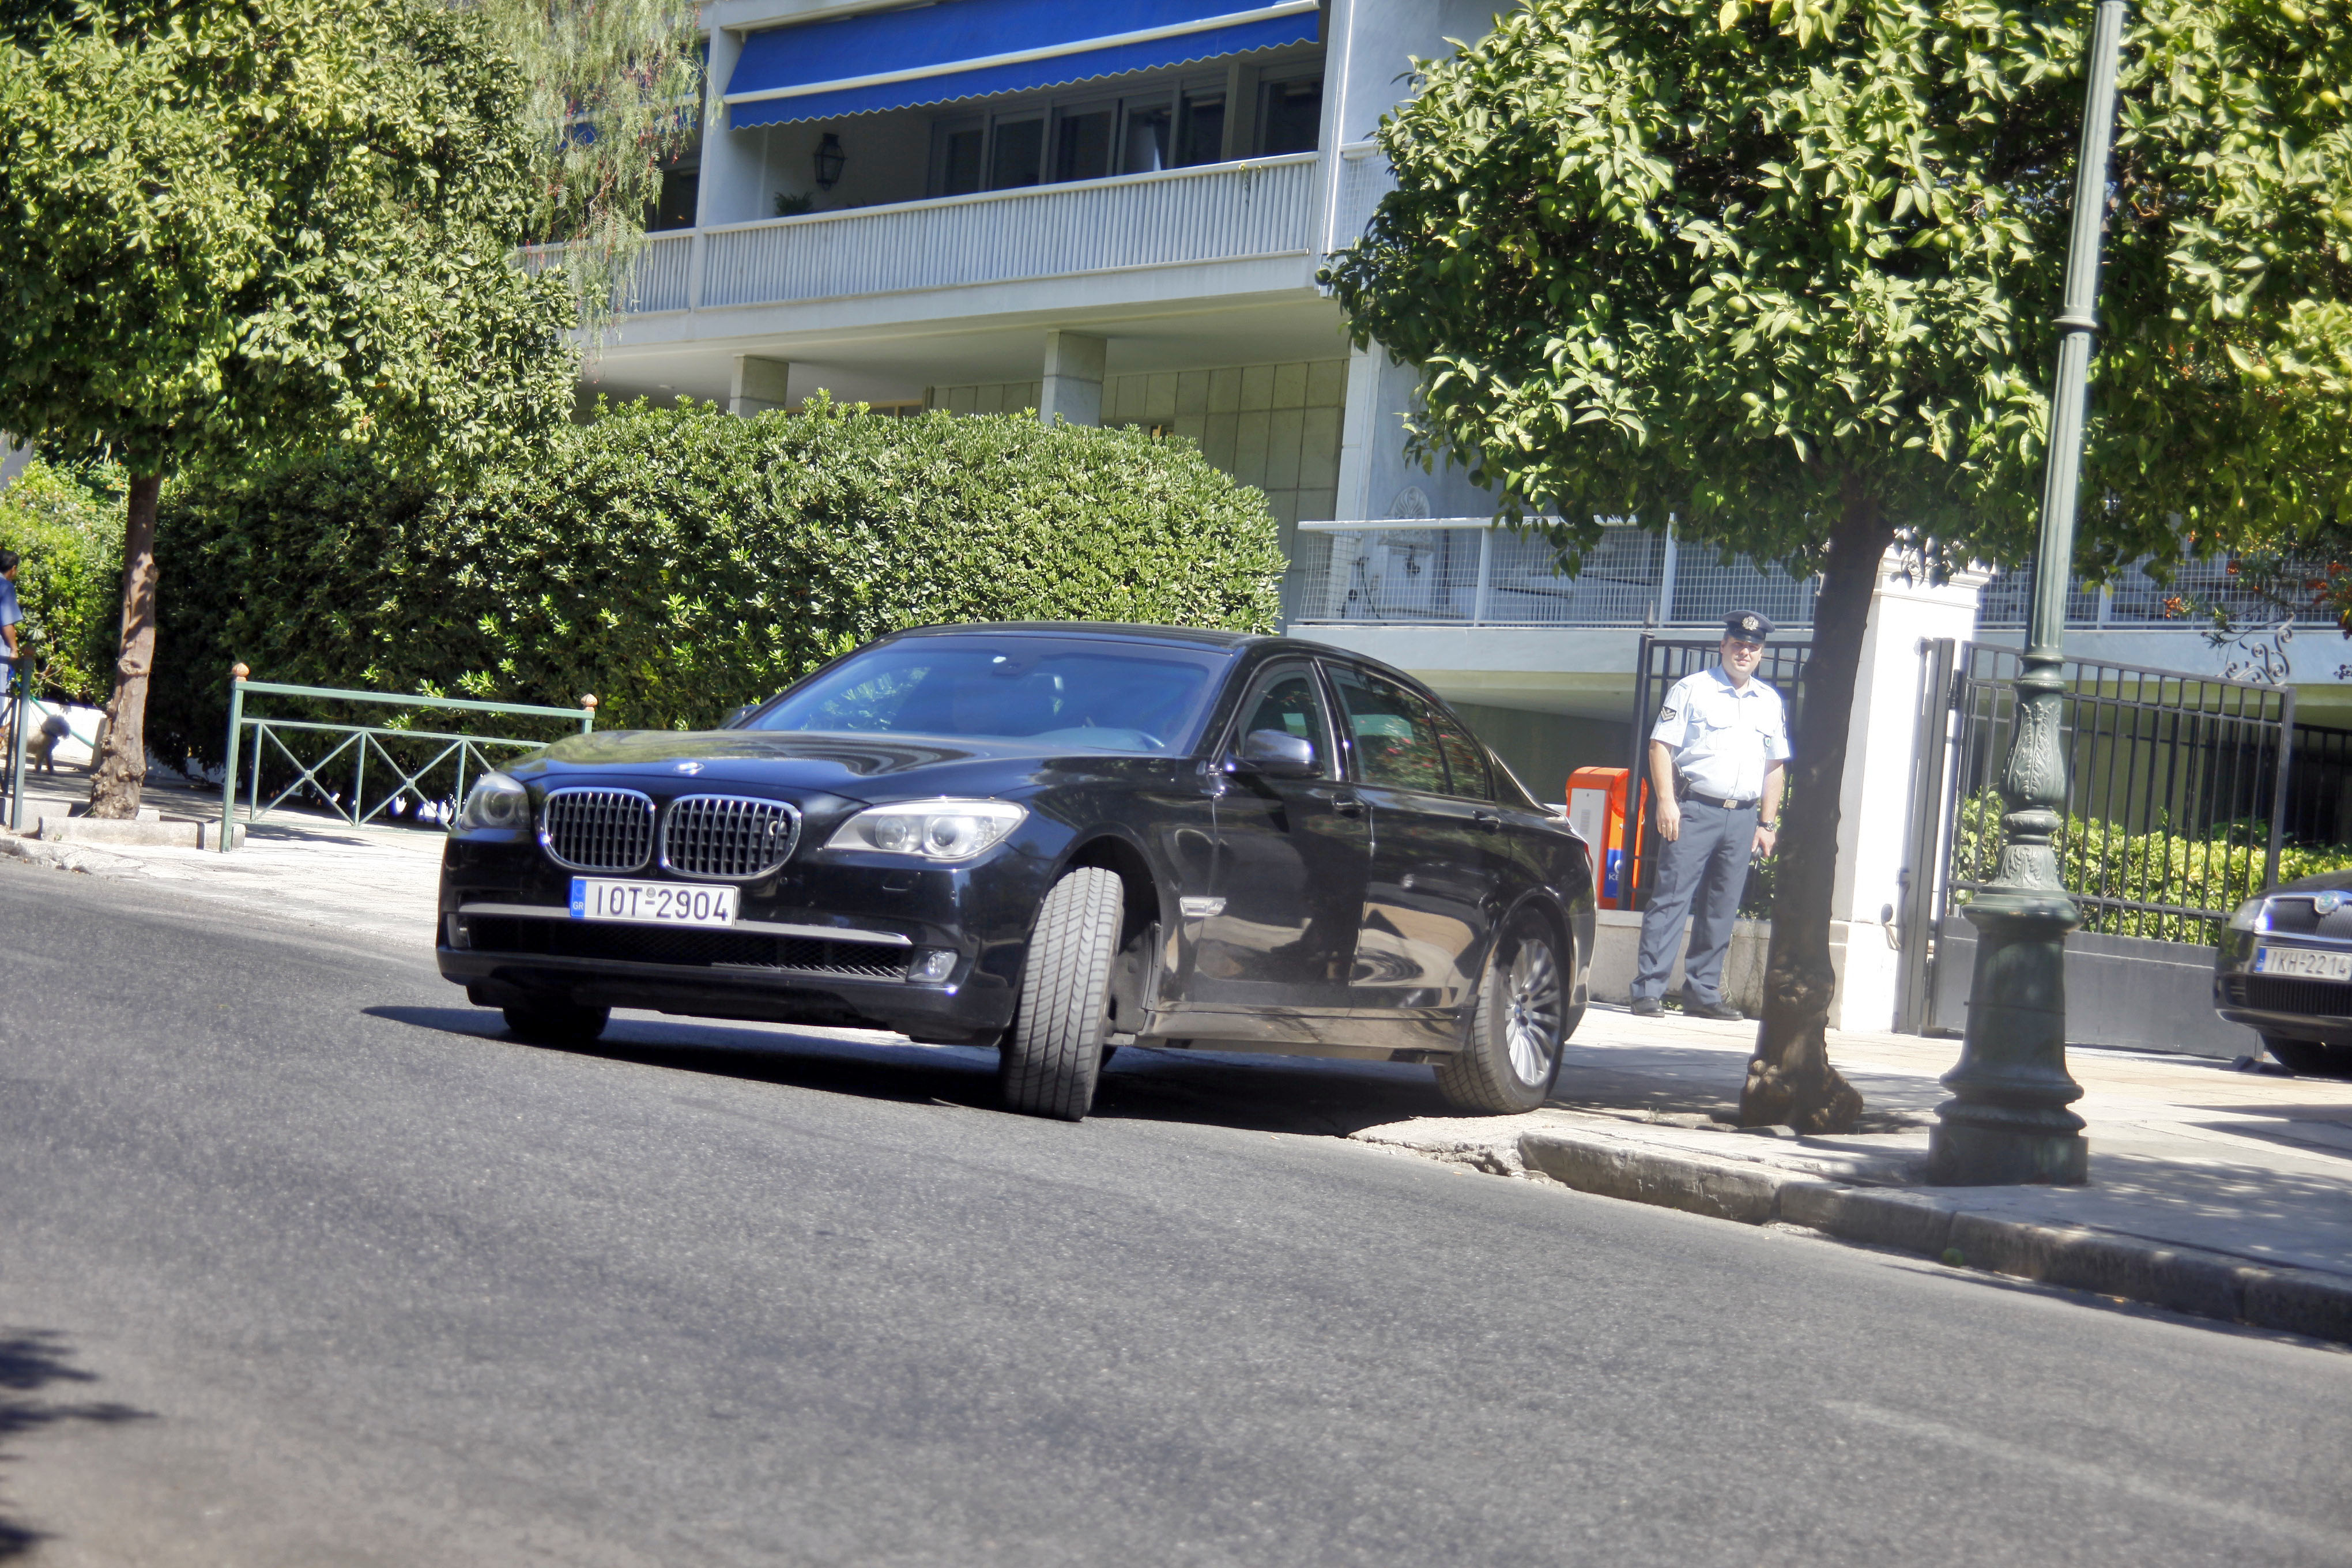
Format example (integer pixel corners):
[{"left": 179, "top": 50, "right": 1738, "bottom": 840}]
[
  {"left": 586, "top": 0, "right": 2352, "bottom": 801},
  {"left": 591, "top": 0, "right": 1499, "bottom": 548}
]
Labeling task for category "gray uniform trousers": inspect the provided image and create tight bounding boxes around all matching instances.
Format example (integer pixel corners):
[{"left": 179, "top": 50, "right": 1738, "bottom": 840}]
[{"left": 1631, "top": 797, "right": 1758, "bottom": 1004}]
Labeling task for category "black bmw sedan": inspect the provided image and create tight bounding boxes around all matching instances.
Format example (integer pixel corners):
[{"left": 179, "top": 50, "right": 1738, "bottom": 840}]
[
  {"left": 438, "top": 622, "right": 1596, "bottom": 1120},
  {"left": 2215, "top": 872, "right": 2352, "bottom": 1076}
]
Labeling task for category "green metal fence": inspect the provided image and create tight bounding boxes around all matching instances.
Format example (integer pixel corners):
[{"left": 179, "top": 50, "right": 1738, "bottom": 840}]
[{"left": 219, "top": 665, "right": 595, "bottom": 850}]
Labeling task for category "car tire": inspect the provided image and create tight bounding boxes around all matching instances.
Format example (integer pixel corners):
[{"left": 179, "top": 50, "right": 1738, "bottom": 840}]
[
  {"left": 503, "top": 999, "right": 611, "bottom": 1045},
  {"left": 1000, "top": 865, "right": 1122, "bottom": 1121},
  {"left": 2263, "top": 1035, "right": 2352, "bottom": 1077},
  {"left": 1435, "top": 909, "right": 1567, "bottom": 1115}
]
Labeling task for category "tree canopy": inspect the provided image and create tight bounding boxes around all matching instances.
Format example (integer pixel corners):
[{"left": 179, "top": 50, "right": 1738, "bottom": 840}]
[
  {"left": 1325, "top": 0, "right": 2352, "bottom": 577},
  {"left": 0, "top": 0, "right": 581, "bottom": 812},
  {"left": 1324, "top": 0, "right": 2352, "bottom": 1126}
]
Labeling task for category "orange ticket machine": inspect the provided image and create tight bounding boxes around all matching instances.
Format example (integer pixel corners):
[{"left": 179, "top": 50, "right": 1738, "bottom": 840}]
[{"left": 1566, "top": 765, "right": 1646, "bottom": 909}]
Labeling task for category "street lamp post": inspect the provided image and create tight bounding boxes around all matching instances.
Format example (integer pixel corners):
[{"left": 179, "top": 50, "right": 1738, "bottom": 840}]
[{"left": 1928, "top": 0, "right": 2130, "bottom": 1186}]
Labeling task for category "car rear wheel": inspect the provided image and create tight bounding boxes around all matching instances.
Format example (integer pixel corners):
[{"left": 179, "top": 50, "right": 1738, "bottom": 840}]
[
  {"left": 1000, "top": 865, "right": 1122, "bottom": 1120},
  {"left": 2263, "top": 1035, "right": 2352, "bottom": 1077},
  {"left": 1435, "top": 909, "right": 1566, "bottom": 1114},
  {"left": 503, "top": 999, "right": 610, "bottom": 1045}
]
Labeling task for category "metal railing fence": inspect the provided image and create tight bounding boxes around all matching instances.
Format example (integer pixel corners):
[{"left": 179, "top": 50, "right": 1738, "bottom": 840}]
[
  {"left": 1290, "top": 520, "right": 2341, "bottom": 633},
  {"left": 218, "top": 668, "right": 595, "bottom": 850},
  {"left": 1910, "top": 642, "right": 2290, "bottom": 957},
  {"left": 0, "top": 655, "right": 25, "bottom": 832}
]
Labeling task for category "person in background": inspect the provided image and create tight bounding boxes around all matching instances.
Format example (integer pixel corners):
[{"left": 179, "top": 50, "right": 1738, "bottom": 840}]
[
  {"left": 1629, "top": 611, "right": 1789, "bottom": 1020},
  {"left": 0, "top": 549, "right": 20, "bottom": 673}
]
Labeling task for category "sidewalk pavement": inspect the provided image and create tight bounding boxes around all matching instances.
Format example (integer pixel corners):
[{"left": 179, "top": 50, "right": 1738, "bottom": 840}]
[
  {"left": 1356, "top": 1006, "right": 2352, "bottom": 1343},
  {"left": 0, "top": 762, "right": 443, "bottom": 948},
  {"left": 7, "top": 761, "right": 2349, "bottom": 1340}
]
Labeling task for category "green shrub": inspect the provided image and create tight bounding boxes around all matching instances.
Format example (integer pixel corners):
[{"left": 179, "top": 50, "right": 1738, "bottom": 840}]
[
  {"left": 0, "top": 456, "right": 125, "bottom": 706},
  {"left": 149, "top": 399, "right": 1286, "bottom": 766},
  {"left": 1951, "top": 788, "right": 2352, "bottom": 946}
]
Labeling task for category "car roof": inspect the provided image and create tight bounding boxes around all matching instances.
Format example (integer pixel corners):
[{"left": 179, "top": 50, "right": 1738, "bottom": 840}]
[{"left": 887, "top": 621, "right": 1267, "bottom": 650}]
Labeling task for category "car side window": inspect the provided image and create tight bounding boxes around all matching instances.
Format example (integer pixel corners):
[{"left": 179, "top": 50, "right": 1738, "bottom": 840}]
[
  {"left": 1233, "top": 666, "right": 1333, "bottom": 778},
  {"left": 1329, "top": 666, "right": 1448, "bottom": 794},
  {"left": 1431, "top": 709, "right": 1491, "bottom": 800}
]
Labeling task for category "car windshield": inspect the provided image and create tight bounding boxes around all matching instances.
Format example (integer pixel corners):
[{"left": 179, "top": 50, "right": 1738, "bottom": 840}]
[{"left": 746, "top": 635, "right": 1228, "bottom": 755}]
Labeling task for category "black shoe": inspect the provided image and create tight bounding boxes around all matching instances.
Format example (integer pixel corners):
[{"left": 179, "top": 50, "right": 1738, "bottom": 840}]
[
  {"left": 1682, "top": 991, "right": 1741, "bottom": 1022},
  {"left": 1629, "top": 996, "right": 1661, "bottom": 1017}
]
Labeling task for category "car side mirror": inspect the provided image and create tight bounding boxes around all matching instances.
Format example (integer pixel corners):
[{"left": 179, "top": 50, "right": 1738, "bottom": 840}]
[{"left": 1234, "top": 728, "right": 1318, "bottom": 779}]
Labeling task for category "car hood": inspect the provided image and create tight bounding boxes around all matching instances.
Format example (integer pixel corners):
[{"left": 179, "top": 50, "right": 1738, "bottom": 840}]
[{"left": 514, "top": 728, "right": 1167, "bottom": 798}]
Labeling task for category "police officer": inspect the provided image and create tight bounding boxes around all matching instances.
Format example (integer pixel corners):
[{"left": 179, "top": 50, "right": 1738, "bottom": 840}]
[{"left": 1630, "top": 610, "right": 1789, "bottom": 1019}]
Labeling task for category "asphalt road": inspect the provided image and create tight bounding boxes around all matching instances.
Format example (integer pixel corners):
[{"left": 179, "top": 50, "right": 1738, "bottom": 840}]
[{"left": 2, "top": 864, "right": 2349, "bottom": 1567}]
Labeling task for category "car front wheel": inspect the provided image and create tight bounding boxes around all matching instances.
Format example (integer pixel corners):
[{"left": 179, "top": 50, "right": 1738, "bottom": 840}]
[
  {"left": 1436, "top": 909, "right": 1567, "bottom": 1114},
  {"left": 1000, "top": 865, "right": 1123, "bottom": 1120},
  {"left": 2264, "top": 1035, "right": 2352, "bottom": 1077}
]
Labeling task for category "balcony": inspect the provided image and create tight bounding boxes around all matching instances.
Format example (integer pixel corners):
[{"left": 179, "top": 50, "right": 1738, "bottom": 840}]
[
  {"left": 552, "top": 153, "right": 1324, "bottom": 320},
  {"left": 1286, "top": 520, "right": 2344, "bottom": 635}
]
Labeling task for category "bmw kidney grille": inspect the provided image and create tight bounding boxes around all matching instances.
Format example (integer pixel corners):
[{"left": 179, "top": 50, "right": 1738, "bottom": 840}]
[
  {"left": 661, "top": 794, "right": 801, "bottom": 880},
  {"left": 540, "top": 788, "right": 657, "bottom": 873}
]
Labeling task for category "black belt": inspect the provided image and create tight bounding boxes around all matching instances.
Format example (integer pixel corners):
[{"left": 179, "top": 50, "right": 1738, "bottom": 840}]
[{"left": 1683, "top": 790, "right": 1759, "bottom": 812}]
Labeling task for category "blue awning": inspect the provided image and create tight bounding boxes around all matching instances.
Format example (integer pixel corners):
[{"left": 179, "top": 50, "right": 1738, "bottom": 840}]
[{"left": 726, "top": 0, "right": 1320, "bottom": 130}]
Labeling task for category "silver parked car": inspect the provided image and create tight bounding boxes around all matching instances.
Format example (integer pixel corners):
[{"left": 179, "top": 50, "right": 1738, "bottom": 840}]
[{"left": 2215, "top": 873, "right": 2352, "bottom": 1076}]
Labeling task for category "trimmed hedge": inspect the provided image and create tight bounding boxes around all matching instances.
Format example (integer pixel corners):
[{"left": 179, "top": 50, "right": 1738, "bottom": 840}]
[
  {"left": 1952, "top": 789, "right": 2352, "bottom": 945},
  {"left": 150, "top": 399, "right": 1286, "bottom": 766},
  {"left": 0, "top": 456, "right": 126, "bottom": 706}
]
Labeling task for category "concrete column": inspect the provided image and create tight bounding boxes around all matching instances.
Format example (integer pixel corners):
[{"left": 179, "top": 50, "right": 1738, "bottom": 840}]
[
  {"left": 1824, "top": 551, "right": 1987, "bottom": 1031},
  {"left": 693, "top": 29, "right": 765, "bottom": 229},
  {"left": 729, "top": 356, "right": 791, "bottom": 417},
  {"left": 1332, "top": 344, "right": 1381, "bottom": 522},
  {"left": 1038, "top": 331, "right": 1106, "bottom": 427}
]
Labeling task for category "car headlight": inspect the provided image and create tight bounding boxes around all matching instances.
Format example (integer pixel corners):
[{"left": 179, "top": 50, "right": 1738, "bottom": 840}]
[
  {"left": 2227, "top": 896, "right": 2270, "bottom": 933},
  {"left": 454, "top": 771, "right": 531, "bottom": 833},
  {"left": 825, "top": 800, "right": 1026, "bottom": 862}
]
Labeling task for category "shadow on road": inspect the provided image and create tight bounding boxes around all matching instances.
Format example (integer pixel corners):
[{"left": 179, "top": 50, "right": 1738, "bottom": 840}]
[
  {"left": 364, "top": 1004, "right": 1458, "bottom": 1138},
  {"left": 0, "top": 1330, "right": 153, "bottom": 1561}
]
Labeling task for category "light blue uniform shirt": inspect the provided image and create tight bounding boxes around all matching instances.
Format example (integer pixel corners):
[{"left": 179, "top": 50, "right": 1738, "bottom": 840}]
[{"left": 1650, "top": 666, "right": 1790, "bottom": 802}]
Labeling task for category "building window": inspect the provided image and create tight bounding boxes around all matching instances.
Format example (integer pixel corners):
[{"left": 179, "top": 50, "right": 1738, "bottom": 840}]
[
  {"left": 1257, "top": 73, "right": 1322, "bottom": 156},
  {"left": 1177, "top": 89, "right": 1226, "bottom": 166},
  {"left": 989, "top": 115, "right": 1046, "bottom": 187},
  {"left": 1054, "top": 103, "right": 1116, "bottom": 181},
  {"left": 936, "top": 122, "right": 985, "bottom": 196}
]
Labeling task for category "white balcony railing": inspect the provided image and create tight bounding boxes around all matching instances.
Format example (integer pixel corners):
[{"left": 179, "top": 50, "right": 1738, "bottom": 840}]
[
  {"left": 701, "top": 153, "right": 1321, "bottom": 310},
  {"left": 1284, "top": 521, "right": 2339, "bottom": 633}
]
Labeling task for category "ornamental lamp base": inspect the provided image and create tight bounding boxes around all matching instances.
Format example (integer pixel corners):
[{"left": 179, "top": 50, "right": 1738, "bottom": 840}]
[{"left": 1926, "top": 1119, "right": 2089, "bottom": 1186}]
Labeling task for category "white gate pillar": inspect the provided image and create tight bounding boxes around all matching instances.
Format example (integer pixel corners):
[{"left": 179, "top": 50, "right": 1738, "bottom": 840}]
[{"left": 1824, "top": 552, "right": 1987, "bottom": 1031}]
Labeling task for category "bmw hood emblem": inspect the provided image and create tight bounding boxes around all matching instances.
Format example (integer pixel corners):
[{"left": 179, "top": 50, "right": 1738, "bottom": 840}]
[
  {"left": 2317, "top": 892, "right": 2345, "bottom": 916},
  {"left": 675, "top": 761, "right": 704, "bottom": 775}
]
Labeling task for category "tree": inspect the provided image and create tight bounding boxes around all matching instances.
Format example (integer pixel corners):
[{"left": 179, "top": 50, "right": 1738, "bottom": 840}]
[
  {"left": 1325, "top": 0, "right": 2352, "bottom": 1129},
  {"left": 0, "top": 0, "right": 578, "bottom": 815},
  {"left": 470, "top": 0, "right": 702, "bottom": 316}
]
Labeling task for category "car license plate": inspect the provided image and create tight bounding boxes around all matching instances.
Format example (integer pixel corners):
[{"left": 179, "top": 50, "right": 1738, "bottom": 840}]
[
  {"left": 570, "top": 878, "right": 738, "bottom": 928},
  {"left": 2252, "top": 944, "right": 2352, "bottom": 981}
]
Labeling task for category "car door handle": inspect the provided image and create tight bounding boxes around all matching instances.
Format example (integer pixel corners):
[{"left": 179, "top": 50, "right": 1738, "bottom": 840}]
[
  {"left": 1472, "top": 809, "right": 1502, "bottom": 832},
  {"left": 1328, "top": 794, "right": 1365, "bottom": 816}
]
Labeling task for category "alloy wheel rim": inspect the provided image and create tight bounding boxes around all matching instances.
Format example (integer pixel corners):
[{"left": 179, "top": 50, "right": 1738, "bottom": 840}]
[{"left": 1503, "top": 939, "right": 1562, "bottom": 1085}]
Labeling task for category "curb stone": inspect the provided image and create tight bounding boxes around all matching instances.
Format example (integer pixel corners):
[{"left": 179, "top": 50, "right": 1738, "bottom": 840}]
[
  {"left": 1518, "top": 1128, "right": 2352, "bottom": 1347},
  {"left": 0, "top": 832, "right": 148, "bottom": 877}
]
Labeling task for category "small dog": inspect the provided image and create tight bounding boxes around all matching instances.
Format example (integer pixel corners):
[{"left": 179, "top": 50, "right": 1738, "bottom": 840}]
[{"left": 28, "top": 713, "right": 69, "bottom": 772}]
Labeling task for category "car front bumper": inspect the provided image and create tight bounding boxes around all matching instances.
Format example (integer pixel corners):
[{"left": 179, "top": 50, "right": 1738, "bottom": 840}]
[{"left": 435, "top": 834, "right": 1051, "bottom": 1046}]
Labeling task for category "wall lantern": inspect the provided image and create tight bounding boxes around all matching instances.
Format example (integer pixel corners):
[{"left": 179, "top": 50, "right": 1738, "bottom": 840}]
[{"left": 813, "top": 132, "right": 846, "bottom": 191}]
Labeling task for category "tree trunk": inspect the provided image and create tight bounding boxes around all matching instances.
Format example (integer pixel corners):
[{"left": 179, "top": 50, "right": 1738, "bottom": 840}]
[
  {"left": 86, "top": 471, "right": 163, "bottom": 820},
  {"left": 1738, "top": 477, "right": 1897, "bottom": 1132}
]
